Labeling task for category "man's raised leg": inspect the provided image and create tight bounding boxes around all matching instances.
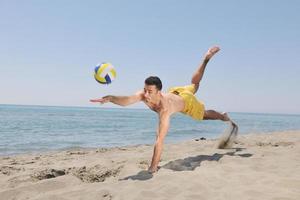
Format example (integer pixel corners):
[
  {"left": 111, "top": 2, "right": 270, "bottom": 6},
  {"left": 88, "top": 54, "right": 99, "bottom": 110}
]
[{"left": 191, "top": 46, "right": 220, "bottom": 93}]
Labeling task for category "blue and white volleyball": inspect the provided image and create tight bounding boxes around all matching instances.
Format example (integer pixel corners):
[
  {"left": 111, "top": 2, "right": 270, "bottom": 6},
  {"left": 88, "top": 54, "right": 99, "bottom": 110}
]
[{"left": 94, "top": 63, "right": 116, "bottom": 84}]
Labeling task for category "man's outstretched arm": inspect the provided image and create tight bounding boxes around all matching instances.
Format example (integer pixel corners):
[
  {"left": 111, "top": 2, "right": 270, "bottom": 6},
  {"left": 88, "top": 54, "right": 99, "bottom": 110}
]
[
  {"left": 148, "top": 110, "right": 170, "bottom": 173},
  {"left": 90, "top": 91, "right": 143, "bottom": 106}
]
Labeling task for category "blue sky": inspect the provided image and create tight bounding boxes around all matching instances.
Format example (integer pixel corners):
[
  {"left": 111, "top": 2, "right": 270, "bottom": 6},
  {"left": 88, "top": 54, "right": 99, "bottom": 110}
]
[{"left": 0, "top": 0, "right": 299, "bottom": 114}]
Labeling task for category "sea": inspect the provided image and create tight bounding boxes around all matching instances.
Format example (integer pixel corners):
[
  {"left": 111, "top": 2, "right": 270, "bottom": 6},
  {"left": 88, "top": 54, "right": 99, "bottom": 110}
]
[{"left": 1, "top": 104, "right": 300, "bottom": 156}]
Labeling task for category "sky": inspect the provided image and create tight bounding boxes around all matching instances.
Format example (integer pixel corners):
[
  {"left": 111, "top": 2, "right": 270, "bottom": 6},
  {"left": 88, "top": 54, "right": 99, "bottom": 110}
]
[{"left": 0, "top": 0, "right": 299, "bottom": 114}]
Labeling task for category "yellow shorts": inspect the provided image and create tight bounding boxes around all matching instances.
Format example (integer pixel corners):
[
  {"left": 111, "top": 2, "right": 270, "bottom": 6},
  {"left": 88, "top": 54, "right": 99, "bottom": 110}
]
[{"left": 168, "top": 84, "right": 205, "bottom": 120}]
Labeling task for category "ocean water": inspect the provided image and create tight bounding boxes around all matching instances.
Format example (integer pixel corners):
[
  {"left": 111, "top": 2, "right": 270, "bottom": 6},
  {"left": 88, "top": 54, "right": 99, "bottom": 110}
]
[{"left": 1, "top": 104, "right": 300, "bottom": 156}]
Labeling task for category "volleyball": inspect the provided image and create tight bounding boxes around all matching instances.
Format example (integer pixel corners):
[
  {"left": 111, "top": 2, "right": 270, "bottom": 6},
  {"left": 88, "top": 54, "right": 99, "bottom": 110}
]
[{"left": 94, "top": 63, "right": 116, "bottom": 84}]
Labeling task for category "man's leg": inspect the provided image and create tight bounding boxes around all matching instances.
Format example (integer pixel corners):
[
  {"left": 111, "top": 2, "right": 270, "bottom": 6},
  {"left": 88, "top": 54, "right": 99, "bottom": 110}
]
[
  {"left": 191, "top": 46, "right": 220, "bottom": 93},
  {"left": 203, "top": 110, "right": 238, "bottom": 131},
  {"left": 203, "top": 110, "right": 230, "bottom": 121}
]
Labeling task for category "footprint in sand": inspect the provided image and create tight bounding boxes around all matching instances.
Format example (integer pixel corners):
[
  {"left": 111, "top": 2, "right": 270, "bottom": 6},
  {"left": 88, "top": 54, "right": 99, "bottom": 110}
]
[
  {"left": 68, "top": 165, "right": 123, "bottom": 183},
  {"left": 256, "top": 141, "right": 294, "bottom": 147},
  {"left": 138, "top": 160, "right": 149, "bottom": 169},
  {"left": 0, "top": 166, "right": 24, "bottom": 176},
  {"left": 98, "top": 190, "right": 113, "bottom": 200},
  {"left": 31, "top": 168, "right": 66, "bottom": 180}
]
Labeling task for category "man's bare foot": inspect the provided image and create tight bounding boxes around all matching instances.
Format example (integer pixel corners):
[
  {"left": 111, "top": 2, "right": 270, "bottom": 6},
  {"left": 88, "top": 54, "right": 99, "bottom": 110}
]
[
  {"left": 222, "top": 112, "right": 230, "bottom": 121},
  {"left": 148, "top": 166, "right": 160, "bottom": 174},
  {"left": 222, "top": 112, "right": 239, "bottom": 132},
  {"left": 205, "top": 46, "right": 220, "bottom": 60}
]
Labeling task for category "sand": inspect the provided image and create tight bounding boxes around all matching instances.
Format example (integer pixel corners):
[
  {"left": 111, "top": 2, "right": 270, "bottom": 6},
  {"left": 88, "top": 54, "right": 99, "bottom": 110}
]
[{"left": 0, "top": 130, "right": 299, "bottom": 200}]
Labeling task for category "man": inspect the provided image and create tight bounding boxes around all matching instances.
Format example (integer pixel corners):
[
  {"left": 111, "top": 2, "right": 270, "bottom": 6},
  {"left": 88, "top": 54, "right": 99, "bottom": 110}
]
[{"left": 90, "top": 46, "right": 238, "bottom": 173}]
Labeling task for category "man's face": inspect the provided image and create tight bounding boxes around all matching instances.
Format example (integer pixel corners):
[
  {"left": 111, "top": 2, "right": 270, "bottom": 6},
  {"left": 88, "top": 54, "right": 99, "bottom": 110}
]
[{"left": 143, "top": 84, "right": 160, "bottom": 103}]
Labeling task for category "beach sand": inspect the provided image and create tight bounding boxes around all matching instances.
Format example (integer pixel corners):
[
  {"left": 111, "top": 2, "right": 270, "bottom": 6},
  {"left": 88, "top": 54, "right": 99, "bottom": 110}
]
[{"left": 0, "top": 130, "right": 299, "bottom": 200}]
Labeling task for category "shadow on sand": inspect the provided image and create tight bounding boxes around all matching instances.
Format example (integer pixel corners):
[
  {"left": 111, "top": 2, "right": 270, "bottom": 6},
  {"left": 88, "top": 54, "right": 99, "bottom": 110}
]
[
  {"left": 119, "top": 148, "right": 252, "bottom": 181},
  {"left": 119, "top": 170, "right": 153, "bottom": 181}
]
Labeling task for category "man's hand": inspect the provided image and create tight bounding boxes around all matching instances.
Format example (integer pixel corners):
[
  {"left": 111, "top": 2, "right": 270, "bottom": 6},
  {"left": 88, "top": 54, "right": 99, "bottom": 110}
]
[{"left": 90, "top": 95, "right": 112, "bottom": 104}]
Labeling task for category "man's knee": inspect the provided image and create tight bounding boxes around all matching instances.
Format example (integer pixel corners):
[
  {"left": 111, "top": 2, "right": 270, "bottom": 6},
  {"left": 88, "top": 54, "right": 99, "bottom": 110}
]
[{"left": 203, "top": 110, "right": 210, "bottom": 120}]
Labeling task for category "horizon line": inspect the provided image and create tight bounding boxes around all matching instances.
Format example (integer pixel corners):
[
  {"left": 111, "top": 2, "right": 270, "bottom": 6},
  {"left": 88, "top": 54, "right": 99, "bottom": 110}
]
[{"left": 1, "top": 103, "right": 299, "bottom": 116}]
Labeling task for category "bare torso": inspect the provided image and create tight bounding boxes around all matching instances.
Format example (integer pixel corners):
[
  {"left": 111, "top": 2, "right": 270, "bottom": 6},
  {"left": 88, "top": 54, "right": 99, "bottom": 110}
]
[{"left": 142, "top": 92, "right": 185, "bottom": 115}]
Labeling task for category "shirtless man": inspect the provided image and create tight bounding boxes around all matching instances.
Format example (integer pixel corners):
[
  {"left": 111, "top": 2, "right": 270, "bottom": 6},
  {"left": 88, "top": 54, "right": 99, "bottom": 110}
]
[{"left": 90, "top": 46, "right": 238, "bottom": 173}]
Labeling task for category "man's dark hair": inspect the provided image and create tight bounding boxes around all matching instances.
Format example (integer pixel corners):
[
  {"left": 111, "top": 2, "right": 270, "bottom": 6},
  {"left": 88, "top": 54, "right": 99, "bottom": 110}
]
[{"left": 145, "top": 76, "right": 162, "bottom": 91}]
